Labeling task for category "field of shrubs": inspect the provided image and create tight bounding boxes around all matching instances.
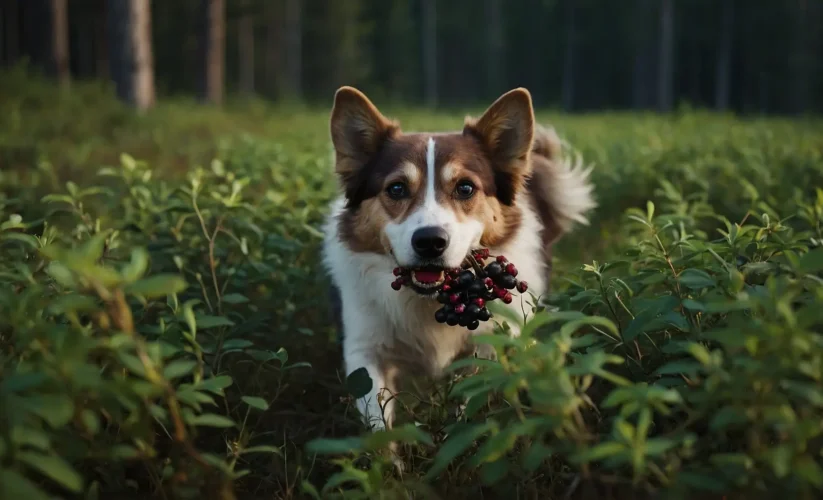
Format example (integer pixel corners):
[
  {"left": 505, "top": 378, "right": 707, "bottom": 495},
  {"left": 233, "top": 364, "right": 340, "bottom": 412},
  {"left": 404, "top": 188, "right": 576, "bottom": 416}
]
[{"left": 2, "top": 70, "right": 823, "bottom": 499}]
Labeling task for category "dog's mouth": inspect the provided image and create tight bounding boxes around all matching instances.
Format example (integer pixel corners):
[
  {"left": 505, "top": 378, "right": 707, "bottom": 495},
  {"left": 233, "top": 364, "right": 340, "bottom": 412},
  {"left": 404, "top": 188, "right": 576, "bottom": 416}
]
[
  {"left": 391, "top": 265, "right": 451, "bottom": 295},
  {"left": 409, "top": 267, "right": 446, "bottom": 291}
]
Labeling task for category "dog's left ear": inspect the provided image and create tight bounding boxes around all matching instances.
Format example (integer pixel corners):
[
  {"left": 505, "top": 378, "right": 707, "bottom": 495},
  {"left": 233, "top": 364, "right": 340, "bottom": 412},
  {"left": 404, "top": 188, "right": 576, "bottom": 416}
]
[{"left": 464, "top": 88, "right": 535, "bottom": 168}]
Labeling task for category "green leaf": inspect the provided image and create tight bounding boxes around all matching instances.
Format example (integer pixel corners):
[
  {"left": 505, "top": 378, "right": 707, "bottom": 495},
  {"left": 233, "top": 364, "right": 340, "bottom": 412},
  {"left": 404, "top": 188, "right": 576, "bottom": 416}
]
[
  {"left": 222, "top": 293, "right": 250, "bottom": 304},
  {"left": 798, "top": 248, "right": 823, "bottom": 273},
  {"left": 425, "top": 421, "right": 497, "bottom": 479},
  {"left": 124, "top": 274, "right": 187, "bottom": 299},
  {"left": 188, "top": 413, "right": 236, "bottom": 428},
  {"left": 678, "top": 269, "right": 716, "bottom": 289},
  {"left": 195, "top": 315, "right": 235, "bottom": 329},
  {"left": 654, "top": 359, "right": 702, "bottom": 376},
  {"left": 571, "top": 441, "right": 626, "bottom": 464},
  {"left": 18, "top": 451, "right": 83, "bottom": 493},
  {"left": 305, "top": 437, "right": 365, "bottom": 455},
  {"left": 345, "top": 367, "right": 373, "bottom": 399},
  {"left": 21, "top": 395, "right": 75, "bottom": 428},
  {"left": 48, "top": 294, "right": 99, "bottom": 316},
  {"left": 163, "top": 360, "right": 197, "bottom": 380},
  {"left": 362, "top": 424, "right": 434, "bottom": 449},
  {"left": 0, "top": 469, "right": 51, "bottom": 500},
  {"left": 240, "top": 445, "right": 282, "bottom": 455},
  {"left": 241, "top": 396, "right": 270, "bottom": 411},
  {"left": 221, "top": 339, "right": 253, "bottom": 350},
  {"left": 0, "top": 232, "right": 39, "bottom": 248},
  {"left": 121, "top": 248, "right": 150, "bottom": 282},
  {"left": 197, "top": 375, "right": 234, "bottom": 395}
]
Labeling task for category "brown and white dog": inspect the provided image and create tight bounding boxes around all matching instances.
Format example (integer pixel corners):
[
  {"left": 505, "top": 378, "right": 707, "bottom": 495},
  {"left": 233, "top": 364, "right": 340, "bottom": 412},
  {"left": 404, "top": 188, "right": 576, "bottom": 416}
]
[{"left": 322, "top": 86, "right": 596, "bottom": 432}]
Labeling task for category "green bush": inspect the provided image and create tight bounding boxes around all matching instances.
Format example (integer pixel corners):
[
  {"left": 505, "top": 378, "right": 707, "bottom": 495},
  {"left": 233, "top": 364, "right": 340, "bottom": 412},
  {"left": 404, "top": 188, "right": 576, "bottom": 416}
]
[{"left": 1, "top": 73, "right": 822, "bottom": 499}]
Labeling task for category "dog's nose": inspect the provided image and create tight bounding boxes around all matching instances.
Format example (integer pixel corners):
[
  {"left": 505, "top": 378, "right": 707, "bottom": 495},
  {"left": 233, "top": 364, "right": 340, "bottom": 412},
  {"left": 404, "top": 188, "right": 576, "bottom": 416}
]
[{"left": 411, "top": 226, "right": 450, "bottom": 259}]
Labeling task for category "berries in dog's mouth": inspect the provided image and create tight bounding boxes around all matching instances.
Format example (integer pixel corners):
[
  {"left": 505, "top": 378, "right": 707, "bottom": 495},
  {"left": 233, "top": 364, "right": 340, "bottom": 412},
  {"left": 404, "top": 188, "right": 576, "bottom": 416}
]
[{"left": 390, "top": 248, "right": 528, "bottom": 330}]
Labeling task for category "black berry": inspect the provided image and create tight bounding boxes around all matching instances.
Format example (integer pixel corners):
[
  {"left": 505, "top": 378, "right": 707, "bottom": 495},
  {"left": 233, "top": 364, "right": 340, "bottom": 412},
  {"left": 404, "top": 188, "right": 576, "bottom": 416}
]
[
  {"left": 485, "top": 262, "right": 503, "bottom": 278},
  {"left": 435, "top": 309, "right": 447, "bottom": 323},
  {"left": 499, "top": 274, "right": 517, "bottom": 290}
]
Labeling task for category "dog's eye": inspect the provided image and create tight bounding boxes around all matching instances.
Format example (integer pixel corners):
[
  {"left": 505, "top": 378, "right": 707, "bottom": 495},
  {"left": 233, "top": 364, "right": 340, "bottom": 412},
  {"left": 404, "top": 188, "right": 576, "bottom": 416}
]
[
  {"left": 454, "top": 181, "right": 475, "bottom": 199},
  {"left": 386, "top": 182, "right": 409, "bottom": 200}
]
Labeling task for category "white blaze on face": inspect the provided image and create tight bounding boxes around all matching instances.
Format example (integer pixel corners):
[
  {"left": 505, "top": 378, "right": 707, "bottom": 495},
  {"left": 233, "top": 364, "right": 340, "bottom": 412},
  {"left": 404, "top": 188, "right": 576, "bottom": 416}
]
[{"left": 385, "top": 137, "right": 483, "bottom": 268}]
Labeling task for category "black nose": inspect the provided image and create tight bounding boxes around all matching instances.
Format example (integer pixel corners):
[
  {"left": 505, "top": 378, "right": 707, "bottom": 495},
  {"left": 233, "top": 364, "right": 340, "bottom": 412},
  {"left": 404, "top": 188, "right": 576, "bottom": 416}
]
[{"left": 411, "top": 226, "right": 450, "bottom": 259}]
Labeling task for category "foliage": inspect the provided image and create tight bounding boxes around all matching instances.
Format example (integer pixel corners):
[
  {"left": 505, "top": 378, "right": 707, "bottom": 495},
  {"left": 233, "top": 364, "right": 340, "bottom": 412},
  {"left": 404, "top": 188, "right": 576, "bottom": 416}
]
[{"left": 2, "top": 74, "right": 823, "bottom": 499}]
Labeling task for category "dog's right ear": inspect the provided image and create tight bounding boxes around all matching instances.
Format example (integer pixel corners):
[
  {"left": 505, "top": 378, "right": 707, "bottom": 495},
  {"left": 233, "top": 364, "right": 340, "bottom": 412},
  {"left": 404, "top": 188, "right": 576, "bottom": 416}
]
[{"left": 330, "top": 87, "right": 398, "bottom": 179}]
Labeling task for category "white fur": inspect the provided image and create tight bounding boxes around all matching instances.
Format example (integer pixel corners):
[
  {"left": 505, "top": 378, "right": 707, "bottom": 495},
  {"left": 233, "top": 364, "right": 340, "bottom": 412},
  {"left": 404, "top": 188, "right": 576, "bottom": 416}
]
[
  {"left": 384, "top": 137, "right": 484, "bottom": 269},
  {"left": 542, "top": 127, "right": 598, "bottom": 233},
  {"left": 322, "top": 192, "right": 547, "bottom": 431}
]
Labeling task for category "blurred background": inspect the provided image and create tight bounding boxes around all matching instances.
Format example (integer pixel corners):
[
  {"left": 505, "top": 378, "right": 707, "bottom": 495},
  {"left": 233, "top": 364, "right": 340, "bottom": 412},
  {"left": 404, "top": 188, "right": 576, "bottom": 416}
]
[{"left": 1, "top": 0, "right": 821, "bottom": 115}]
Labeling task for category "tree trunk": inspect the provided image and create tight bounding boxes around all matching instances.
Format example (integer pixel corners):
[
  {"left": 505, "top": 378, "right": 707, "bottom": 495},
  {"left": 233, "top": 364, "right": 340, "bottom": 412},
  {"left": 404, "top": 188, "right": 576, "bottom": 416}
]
[
  {"left": 631, "top": 0, "right": 655, "bottom": 109},
  {"left": 561, "top": 0, "right": 576, "bottom": 112},
  {"left": 95, "top": 0, "right": 109, "bottom": 79},
  {"left": 238, "top": 3, "right": 255, "bottom": 95},
  {"left": 421, "top": 0, "right": 437, "bottom": 107},
  {"left": 199, "top": 0, "right": 225, "bottom": 105},
  {"left": 263, "top": 1, "right": 280, "bottom": 98},
  {"left": 788, "top": 0, "right": 811, "bottom": 114},
  {"left": 5, "top": 0, "right": 19, "bottom": 65},
  {"left": 714, "top": 0, "right": 734, "bottom": 110},
  {"left": 51, "top": 0, "right": 69, "bottom": 86},
  {"left": 107, "top": 0, "right": 155, "bottom": 111},
  {"left": 281, "top": 0, "right": 302, "bottom": 99},
  {"left": 484, "top": 0, "right": 504, "bottom": 98},
  {"left": 657, "top": 0, "right": 674, "bottom": 112}
]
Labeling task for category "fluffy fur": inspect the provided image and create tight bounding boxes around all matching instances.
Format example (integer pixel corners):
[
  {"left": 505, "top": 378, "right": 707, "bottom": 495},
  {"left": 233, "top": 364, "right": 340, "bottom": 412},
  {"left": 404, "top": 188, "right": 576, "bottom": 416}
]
[{"left": 322, "top": 86, "right": 596, "bottom": 431}]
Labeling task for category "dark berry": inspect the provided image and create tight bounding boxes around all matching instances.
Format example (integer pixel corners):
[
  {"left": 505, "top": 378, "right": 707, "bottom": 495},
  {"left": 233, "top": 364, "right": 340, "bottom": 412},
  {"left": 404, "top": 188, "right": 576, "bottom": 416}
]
[
  {"left": 469, "top": 281, "right": 486, "bottom": 296},
  {"left": 458, "top": 314, "right": 470, "bottom": 327},
  {"left": 454, "top": 303, "right": 466, "bottom": 314},
  {"left": 446, "top": 313, "right": 459, "bottom": 326},
  {"left": 495, "top": 286, "right": 507, "bottom": 298},
  {"left": 393, "top": 267, "right": 403, "bottom": 276},
  {"left": 483, "top": 277, "right": 494, "bottom": 288},
  {"left": 391, "top": 280, "right": 402, "bottom": 291},
  {"left": 467, "top": 303, "right": 481, "bottom": 316},
  {"left": 458, "top": 271, "right": 475, "bottom": 288},
  {"left": 485, "top": 262, "right": 503, "bottom": 277},
  {"left": 505, "top": 263, "right": 518, "bottom": 277},
  {"left": 502, "top": 292, "right": 513, "bottom": 304},
  {"left": 467, "top": 320, "right": 480, "bottom": 330},
  {"left": 496, "top": 255, "right": 507, "bottom": 264},
  {"left": 517, "top": 281, "right": 528, "bottom": 293},
  {"left": 450, "top": 294, "right": 461, "bottom": 304},
  {"left": 437, "top": 292, "right": 450, "bottom": 304},
  {"left": 435, "top": 308, "right": 447, "bottom": 323},
  {"left": 478, "top": 308, "right": 491, "bottom": 321},
  {"left": 499, "top": 274, "right": 517, "bottom": 290},
  {"left": 474, "top": 297, "right": 485, "bottom": 308}
]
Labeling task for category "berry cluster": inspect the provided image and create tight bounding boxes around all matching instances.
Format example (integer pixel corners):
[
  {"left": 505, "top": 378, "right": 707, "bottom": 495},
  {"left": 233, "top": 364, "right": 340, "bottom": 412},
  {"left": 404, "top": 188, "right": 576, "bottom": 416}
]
[{"left": 390, "top": 248, "right": 528, "bottom": 331}]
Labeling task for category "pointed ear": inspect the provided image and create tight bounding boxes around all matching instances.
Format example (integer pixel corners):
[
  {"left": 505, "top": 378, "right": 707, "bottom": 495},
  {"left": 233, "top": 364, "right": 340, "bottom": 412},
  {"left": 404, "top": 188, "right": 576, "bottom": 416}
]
[
  {"left": 463, "top": 88, "right": 535, "bottom": 166},
  {"left": 330, "top": 87, "right": 399, "bottom": 178}
]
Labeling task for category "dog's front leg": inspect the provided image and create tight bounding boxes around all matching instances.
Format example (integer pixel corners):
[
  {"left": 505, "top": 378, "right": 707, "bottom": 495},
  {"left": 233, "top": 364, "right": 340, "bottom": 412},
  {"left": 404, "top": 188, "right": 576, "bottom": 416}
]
[
  {"left": 344, "top": 348, "right": 396, "bottom": 431},
  {"left": 344, "top": 343, "right": 405, "bottom": 473}
]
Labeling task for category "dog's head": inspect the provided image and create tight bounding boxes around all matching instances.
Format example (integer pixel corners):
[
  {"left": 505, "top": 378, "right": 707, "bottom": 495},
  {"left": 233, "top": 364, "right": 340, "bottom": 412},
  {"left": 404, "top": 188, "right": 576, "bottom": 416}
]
[{"left": 329, "top": 87, "right": 536, "bottom": 295}]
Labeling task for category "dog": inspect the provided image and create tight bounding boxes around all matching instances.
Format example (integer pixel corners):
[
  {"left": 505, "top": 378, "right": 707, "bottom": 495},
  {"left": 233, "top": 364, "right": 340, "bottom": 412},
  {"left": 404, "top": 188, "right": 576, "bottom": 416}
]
[{"left": 322, "top": 86, "right": 596, "bottom": 433}]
